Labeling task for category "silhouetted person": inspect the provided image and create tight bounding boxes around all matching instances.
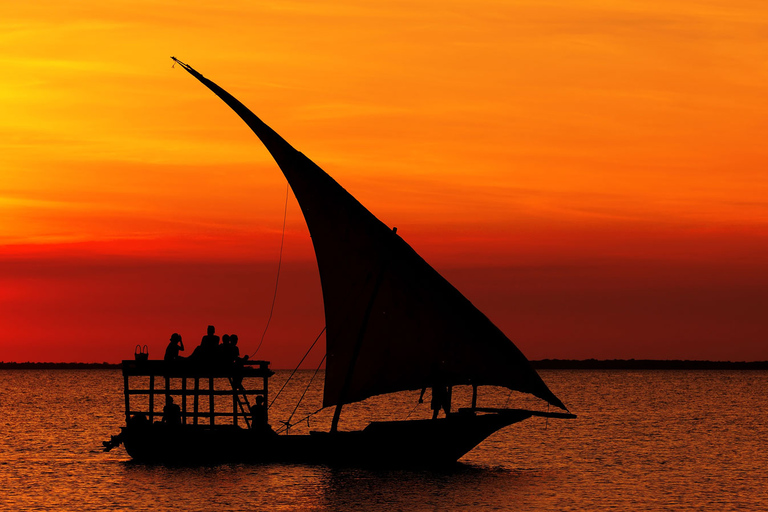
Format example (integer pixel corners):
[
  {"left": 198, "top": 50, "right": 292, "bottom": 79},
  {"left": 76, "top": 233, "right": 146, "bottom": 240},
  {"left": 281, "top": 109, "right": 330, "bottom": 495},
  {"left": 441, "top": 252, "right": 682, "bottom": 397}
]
[
  {"left": 201, "top": 325, "right": 220, "bottom": 350},
  {"left": 228, "top": 334, "right": 249, "bottom": 390},
  {"left": 164, "top": 333, "right": 185, "bottom": 362},
  {"left": 419, "top": 381, "right": 451, "bottom": 419},
  {"left": 430, "top": 386, "right": 447, "bottom": 419},
  {"left": 230, "top": 334, "right": 248, "bottom": 363},
  {"left": 163, "top": 397, "right": 181, "bottom": 425},
  {"left": 191, "top": 325, "right": 220, "bottom": 360},
  {"left": 217, "top": 334, "right": 231, "bottom": 363},
  {"left": 249, "top": 395, "right": 273, "bottom": 434}
]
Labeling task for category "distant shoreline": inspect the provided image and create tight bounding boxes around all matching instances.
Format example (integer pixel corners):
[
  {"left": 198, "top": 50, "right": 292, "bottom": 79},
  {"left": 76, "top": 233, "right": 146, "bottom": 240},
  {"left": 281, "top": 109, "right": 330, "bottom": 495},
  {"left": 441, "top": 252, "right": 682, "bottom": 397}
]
[
  {"left": 0, "top": 359, "right": 767, "bottom": 370},
  {"left": 0, "top": 362, "right": 120, "bottom": 369},
  {"left": 531, "top": 359, "right": 768, "bottom": 370}
]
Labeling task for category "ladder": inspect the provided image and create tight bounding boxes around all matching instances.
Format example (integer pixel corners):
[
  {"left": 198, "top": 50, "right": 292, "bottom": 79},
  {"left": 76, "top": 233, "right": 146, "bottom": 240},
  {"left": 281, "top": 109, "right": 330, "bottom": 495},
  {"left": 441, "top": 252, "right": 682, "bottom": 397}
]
[{"left": 229, "top": 378, "right": 252, "bottom": 429}]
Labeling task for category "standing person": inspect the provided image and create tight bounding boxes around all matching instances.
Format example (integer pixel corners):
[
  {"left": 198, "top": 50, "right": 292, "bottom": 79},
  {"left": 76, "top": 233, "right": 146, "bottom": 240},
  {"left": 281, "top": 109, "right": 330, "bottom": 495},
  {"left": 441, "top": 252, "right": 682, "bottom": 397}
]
[
  {"left": 164, "top": 333, "right": 185, "bottom": 362},
  {"left": 419, "top": 382, "right": 449, "bottom": 420},
  {"left": 443, "top": 385, "right": 453, "bottom": 417},
  {"left": 430, "top": 384, "right": 448, "bottom": 419}
]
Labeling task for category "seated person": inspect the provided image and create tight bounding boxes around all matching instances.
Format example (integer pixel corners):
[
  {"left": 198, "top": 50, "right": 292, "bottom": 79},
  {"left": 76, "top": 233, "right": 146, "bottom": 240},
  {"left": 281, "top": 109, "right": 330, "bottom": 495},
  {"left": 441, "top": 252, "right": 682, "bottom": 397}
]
[
  {"left": 190, "top": 325, "right": 220, "bottom": 360},
  {"left": 216, "top": 334, "right": 231, "bottom": 364},
  {"left": 249, "top": 396, "right": 273, "bottom": 435},
  {"left": 229, "top": 334, "right": 248, "bottom": 364},
  {"left": 162, "top": 397, "right": 181, "bottom": 425},
  {"left": 201, "top": 325, "right": 219, "bottom": 349},
  {"left": 164, "top": 333, "right": 185, "bottom": 362}
]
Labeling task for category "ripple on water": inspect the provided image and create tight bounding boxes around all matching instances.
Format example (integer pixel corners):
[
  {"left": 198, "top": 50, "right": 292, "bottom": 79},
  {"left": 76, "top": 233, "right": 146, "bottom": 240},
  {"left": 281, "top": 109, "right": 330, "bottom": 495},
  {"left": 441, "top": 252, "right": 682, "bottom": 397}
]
[{"left": 0, "top": 369, "right": 766, "bottom": 511}]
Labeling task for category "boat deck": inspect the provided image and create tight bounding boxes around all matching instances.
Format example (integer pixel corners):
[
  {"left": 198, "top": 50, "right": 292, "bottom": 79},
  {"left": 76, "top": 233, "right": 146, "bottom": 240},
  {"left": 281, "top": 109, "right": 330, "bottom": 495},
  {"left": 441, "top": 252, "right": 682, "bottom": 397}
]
[{"left": 121, "top": 358, "right": 273, "bottom": 427}]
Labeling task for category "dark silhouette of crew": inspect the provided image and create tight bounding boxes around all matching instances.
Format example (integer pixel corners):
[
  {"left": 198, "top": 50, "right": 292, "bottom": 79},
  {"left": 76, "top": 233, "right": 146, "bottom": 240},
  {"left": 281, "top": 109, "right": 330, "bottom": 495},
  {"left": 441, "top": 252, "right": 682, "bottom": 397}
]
[
  {"left": 164, "top": 333, "right": 185, "bottom": 362},
  {"left": 443, "top": 385, "right": 453, "bottom": 416},
  {"left": 249, "top": 395, "right": 274, "bottom": 435},
  {"left": 419, "top": 378, "right": 452, "bottom": 419},
  {"left": 217, "top": 334, "right": 231, "bottom": 363},
  {"left": 191, "top": 325, "right": 220, "bottom": 360},
  {"left": 230, "top": 334, "right": 249, "bottom": 363},
  {"left": 163, "top": 396, "right": 181, "bottom": 425},
  {"left": 228, "top": 334, "right": 238, "bottom": 359},
  {"left": 201, "top": 325, "right": 220, "bottom": 350}
]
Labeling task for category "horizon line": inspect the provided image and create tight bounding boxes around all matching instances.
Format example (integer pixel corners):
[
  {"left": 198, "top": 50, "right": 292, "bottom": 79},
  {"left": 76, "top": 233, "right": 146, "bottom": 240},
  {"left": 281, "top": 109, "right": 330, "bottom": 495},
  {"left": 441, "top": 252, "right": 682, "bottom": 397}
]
[{"left": 1, "top": 359, "right": 767, "bottom": 370}]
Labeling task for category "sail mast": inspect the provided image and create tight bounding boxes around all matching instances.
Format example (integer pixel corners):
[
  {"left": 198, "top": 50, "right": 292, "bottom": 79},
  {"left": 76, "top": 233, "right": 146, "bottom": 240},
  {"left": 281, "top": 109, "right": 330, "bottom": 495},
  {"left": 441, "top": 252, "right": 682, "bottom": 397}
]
[{"left": 329, "top": 254, "right": 392, "bottom": 433}]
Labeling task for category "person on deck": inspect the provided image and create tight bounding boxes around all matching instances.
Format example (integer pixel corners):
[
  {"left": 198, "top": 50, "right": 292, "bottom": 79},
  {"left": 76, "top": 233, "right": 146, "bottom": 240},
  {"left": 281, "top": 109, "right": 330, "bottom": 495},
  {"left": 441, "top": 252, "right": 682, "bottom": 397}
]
[
  {"left": 443, "top": 385, "right": 453, "bottom": 417},
  {"left": 190, "top": 325, "right": 220, "bottom": 360},
  {"left": 164, "top": 333, "right": 185, "bottom": 362},
  {"left": 218, "top": 334, "right": 231, "bottom": 363},
  {"left": 201, "top": 325, "right": 220, "bottom": 350},
  {"left": 230, "top": 334, "right": 248, "bottom": 363},
  {"left": 249, "top": 396, "right": 274, "bottom": 435},
  {"left": 162, "top": 396, "right": 181, "bottom": 425},
  {"left": 229, "top": 334, "right": 250, "bottom": 390},
  {"left": 431, "top": 385, "right": 447, "bottom": 419},
  {"left": 419, "top": 381, "right": 452, "bottom": 419}
]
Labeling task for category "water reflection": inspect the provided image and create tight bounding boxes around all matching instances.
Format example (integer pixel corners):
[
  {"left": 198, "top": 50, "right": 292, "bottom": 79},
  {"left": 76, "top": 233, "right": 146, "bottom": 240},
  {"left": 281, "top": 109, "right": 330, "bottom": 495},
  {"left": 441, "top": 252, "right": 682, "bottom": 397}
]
[
  {"left": 116, "top": 461, "right": 556, "bottom": 511},
  {"left": 319, "top": 465, "right": 554, "bottom": 511}
]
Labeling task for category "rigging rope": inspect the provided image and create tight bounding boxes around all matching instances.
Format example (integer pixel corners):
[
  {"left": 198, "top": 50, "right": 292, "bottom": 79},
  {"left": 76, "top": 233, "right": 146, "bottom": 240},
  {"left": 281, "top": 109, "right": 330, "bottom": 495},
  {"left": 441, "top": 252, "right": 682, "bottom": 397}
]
[
  {"left": 276, "top": 406, "right": 325, "bottom": 435},
  {"left": 281, "top": 353, "right": 326, "bottom": 431},
  {"left": 268, "top": 326, "right": 326, "bottom": 409},
  {"left": 503, "top": 388, "right": 513, "bottom": 408},
  {"left": 252, "top": 181, "right": 290, "bottom": 358},
  {"left": 404, "top": 391, "right": 423, "bottom": 420}
]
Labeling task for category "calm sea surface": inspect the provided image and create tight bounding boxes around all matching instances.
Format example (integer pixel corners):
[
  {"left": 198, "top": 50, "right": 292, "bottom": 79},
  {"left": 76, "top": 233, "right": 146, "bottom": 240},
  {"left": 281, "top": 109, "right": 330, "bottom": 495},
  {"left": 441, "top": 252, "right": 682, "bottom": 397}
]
[{"left": 0, "top": 370, "right": 765, "bottom": 511}]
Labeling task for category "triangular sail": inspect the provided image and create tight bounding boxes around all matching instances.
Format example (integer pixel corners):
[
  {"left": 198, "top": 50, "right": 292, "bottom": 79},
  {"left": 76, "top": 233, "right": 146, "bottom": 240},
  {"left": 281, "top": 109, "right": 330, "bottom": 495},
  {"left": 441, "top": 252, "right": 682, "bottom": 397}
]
[{"left": 173, "top": 58, "right": 567, "bottom": 411}]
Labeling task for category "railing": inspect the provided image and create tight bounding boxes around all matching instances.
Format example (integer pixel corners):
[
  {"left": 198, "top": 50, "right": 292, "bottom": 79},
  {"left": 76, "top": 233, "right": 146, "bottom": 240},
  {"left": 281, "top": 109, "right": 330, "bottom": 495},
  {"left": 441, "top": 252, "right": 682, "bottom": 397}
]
[{"left": 121, "top": 359, "right": 273, "bottom": 427}]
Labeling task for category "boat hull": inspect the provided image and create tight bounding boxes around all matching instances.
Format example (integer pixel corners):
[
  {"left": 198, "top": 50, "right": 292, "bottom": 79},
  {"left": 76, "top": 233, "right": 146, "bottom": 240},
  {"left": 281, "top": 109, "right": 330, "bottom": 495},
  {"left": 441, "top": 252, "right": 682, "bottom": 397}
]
[{"left": 122, "top": 410, "right": 534, "bottom": 466}]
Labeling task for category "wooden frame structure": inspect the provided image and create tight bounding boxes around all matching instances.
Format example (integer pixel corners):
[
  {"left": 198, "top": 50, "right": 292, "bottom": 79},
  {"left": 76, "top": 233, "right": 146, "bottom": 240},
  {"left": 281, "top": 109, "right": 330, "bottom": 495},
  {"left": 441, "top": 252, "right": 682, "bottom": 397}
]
[{"left": 121, "top": 359, "right": 274, "bottom": 428}]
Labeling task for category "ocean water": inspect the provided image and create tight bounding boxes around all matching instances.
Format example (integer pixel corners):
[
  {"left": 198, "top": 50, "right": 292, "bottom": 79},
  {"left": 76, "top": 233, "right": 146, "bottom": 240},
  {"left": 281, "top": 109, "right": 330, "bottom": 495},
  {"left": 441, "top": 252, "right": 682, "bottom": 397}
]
[{"left": 0, "top": 369, "right": 766, "bottom": 511}]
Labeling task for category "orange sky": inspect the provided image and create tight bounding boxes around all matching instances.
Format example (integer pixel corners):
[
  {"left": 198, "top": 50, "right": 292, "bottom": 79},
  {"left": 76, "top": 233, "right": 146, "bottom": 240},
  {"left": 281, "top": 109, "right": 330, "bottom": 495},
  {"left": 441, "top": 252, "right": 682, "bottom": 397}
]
[{"left": 1, "top": 0, "right": 767, "bottom": 364}]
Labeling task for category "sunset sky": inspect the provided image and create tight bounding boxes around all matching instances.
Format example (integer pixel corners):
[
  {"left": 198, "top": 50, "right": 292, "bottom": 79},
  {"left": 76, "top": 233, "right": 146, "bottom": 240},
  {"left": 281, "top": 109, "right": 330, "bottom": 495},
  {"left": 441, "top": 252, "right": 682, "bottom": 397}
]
[{"left": 1, "top": 0, "right": 766, "bottom": 364}]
